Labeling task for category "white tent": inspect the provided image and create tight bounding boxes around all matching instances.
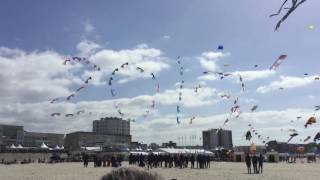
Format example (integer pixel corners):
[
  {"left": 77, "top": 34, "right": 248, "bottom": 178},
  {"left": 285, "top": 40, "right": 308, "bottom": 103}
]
[
  {"left": 54, "top": 145, "right": 60, "bottom": 150},
  {"left": 60, "top": 145, "right": 64, "bottom": 149},
  {"left": 16, "top": 144, "right": 24, "bottom": 148},
  {"left": 40, "top": 142, "right": 49, "bottom": 149},
  {"left": 159, "top": 148, "right": 213, "bottom": 154},
  {"left": 9, "top": 144, "right": 16, "bottom": 149}
]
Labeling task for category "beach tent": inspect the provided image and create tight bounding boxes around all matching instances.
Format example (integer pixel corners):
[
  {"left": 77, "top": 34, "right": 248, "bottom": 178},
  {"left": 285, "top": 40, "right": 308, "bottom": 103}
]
[
  {"left": 16, "top": 144, "right": 23, "bottom": 148},
  {"left": 40, "top": 142, "right": 49, "bottom": 149},
  {"left": 54, "top": 145, "right": 61, "bottom": 150},
  {"left": 9, "top": 144, "right": 16, "bottom": 149}
]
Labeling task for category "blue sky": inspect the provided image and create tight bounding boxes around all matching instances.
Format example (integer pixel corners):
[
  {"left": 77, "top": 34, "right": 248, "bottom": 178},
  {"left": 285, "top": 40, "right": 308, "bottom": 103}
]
[{"left": 0, "top": 0, "right": 319, "bottom": 146}]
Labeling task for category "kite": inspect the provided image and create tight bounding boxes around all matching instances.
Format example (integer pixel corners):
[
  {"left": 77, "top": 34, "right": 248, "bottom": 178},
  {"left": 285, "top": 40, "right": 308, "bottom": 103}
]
[
  {"left": 50, "top": 98, "right": 59, "bottom": 104},
  {"left": 245, "top": 131, "right": 252, "bottom": 141},
  {"left": 93, "top": 64, "right": 101, "bottom": 71},
  {"left": 110, "top": 89, "right": 116, "bottom": 97},
  {"left": 108, "top": 77, "right": 113, "bottom": 86},
  {"left": 304, "top": 116, "right": 316, "bottom": 128},
  {"left": 279, "top": 87, "right": 285, "bottom": 90},
  {"left": 254, "top": 65, "right": 258, "bottom": 68},
  {"left": 288, "top": 129, "right": 298, "bottom": 133},
  {"left": 251, "top": 105, "right": 258, "bottom": 112},
  {"left": 151, "top": 73, "right": 156, "bottom": 80},
  {"left": 117, "top": 110, "right": 124, "bottom": 116},
  {"left": 136, "top": 67, "right": 144, "bottom": 73},
  {"left": 177, "top": 106, "right": 180, "bottom": 113},
  {"left": 304, "top": 136, "right": 311, "bottom": 142},
  {"left": 72, "top": 57, "right": 82, "bottom": 61},
  {"left": 270, "top": 0, "right": 307, "bottom": 31},
  {"left": 314, "top": 132, "right": 320, "bottom": 142},
  {"left": 239, "top": 75, "right": 245, "bottom": 91},
  {"left": 180, "top": 67, "right": 184, "bottom": 75},
  {"left": 63, "top": 59, "right": 71, "bottom": 65},
  {"left": 121, "top": 62, "right": 129, "bottom": 68},
  {"left": 297, "top": 116, "right": 302, "bottom": 120},
  {"left": 76, "top": 110, "right": 85, "bottom": 115},
  {"left": 151, "top": 100, "right": 155, "bottom": 108},
  {"left": 223, "top": 118, "right": 229, "bottom": 126},
  {"left": 220, "top": 94, "right": 231, "bottom": 99},
  {"left": 156, "top": 83, "right": 160, "bottom": 93},
  {"left": 287, "top": 133, "right": 299, "bottom": 142},
  {"left": 270, "top": 55, "right": 287, "bottom": 70},
  {"left": 66, "top": 94, "right": 75, "bottom": 101},
  {"left": 304, "top": 73, "right": 308, "bottom": 76},
  {"left": 76, "top": 86, "right": 85, "bottom": 92},
  {"left": 190, "top": 116, "right": 195, "bottom": 124},
  {"left": 112, "top": 68, "right": 119, "bottom": 75},
  {"left": 85, "top": 77, "right": 92, "bottom": 84},
  {"left": 65, "top": 114, "right": 74, "bottom": 117},
  {"left": 218, "top": 45, "right": 224, "bottom": 50},
  {"left": 51, "top": 113, "right": 61, "bottom": 117},
  {"left": 314, "top": 106, "right": 320, "bottom": 111}
]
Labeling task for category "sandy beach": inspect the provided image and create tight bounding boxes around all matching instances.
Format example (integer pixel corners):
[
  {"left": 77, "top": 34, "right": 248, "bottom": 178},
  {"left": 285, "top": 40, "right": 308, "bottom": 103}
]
[{"left": 0, "top": 162, "right": 319, "bottom": 180}]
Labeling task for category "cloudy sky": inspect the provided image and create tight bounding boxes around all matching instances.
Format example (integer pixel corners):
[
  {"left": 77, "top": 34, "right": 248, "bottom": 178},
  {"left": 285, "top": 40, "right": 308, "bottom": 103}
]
[{"left": 0, "top": 0, "right": 319, "bottom": 146}]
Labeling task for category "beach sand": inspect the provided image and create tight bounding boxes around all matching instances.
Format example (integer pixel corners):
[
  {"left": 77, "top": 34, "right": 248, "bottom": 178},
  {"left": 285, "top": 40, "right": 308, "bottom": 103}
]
[{"left": 0, "top": 162, "right": 319, "bottom": 180}]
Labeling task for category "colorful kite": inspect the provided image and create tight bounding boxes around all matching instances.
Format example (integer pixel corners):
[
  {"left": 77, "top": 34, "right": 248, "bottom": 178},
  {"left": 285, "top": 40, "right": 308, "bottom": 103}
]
[
  {"left": 270, "top": 55, "right": 287, "bottom": 70},
  {"left": 304, "top": 117, "right": 316, "bottom": 128}
]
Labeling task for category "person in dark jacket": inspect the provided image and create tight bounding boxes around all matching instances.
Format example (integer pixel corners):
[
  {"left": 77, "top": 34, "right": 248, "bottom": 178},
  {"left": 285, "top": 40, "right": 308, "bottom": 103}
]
[
  {"left": 252, "top": 155, "right": 258, "bottom": 174},
  {"left": 258, "top": 154, "right": 264, "bottom": 174},
  {"left": 245, "top": 154, "right": 251, "bottom": 174}
]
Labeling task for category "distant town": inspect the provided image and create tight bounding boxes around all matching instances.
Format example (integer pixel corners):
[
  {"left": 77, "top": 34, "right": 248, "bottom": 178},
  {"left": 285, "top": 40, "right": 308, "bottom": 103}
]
[{"left": 1, "top": 117, "right": 319, "bottom": 163}]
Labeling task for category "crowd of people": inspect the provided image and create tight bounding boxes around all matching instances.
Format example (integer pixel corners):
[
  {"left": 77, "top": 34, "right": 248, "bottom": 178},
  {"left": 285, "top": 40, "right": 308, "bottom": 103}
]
[
  {"left": 245, "top": 154, "right": 264, "bottom": 174},
  {"left": 128, "top": 153, "right": 211, "bottom": 169},
  {"left": 82, "top": 153, "right": 123, "bottom": 168}
]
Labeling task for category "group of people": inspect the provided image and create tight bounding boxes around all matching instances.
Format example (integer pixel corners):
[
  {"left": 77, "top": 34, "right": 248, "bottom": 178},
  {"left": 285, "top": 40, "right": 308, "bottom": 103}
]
[
  {"left": 245, "top": 154, "right": 264, "bottom": 174},
  {"left": 129, "top": 153, "right": 211, "bottom": 169},
  {"left": 82, "top": 153, "right": 123, "bottom": 168}
]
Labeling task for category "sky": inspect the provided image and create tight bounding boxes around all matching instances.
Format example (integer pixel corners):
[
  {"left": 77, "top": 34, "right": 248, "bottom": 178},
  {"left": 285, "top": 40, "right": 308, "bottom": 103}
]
[{"left": 0, "top": 0, "right": 320, "bottom": 146}]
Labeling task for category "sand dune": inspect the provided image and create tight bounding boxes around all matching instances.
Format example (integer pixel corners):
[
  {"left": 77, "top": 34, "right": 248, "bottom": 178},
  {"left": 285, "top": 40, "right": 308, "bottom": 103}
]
[{"left": 0, "top": 162, "right": 319, "bottom": 180}]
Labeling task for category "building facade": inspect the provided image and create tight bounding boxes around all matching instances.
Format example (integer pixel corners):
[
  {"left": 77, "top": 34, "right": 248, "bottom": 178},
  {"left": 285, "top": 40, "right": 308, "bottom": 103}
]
[
  {"left": 23, "top": 132, "right": 64, "bottom": 147},
  {"left": 202, "top": 129, "right": 233, "bottom": 150},
  {"left": 93, "top": 117, "right": 130, "bottom": 136},
  {"left": 65, "top": 131, "right": 132, "bottom": 150},
  {"left": 0, "top": 124, "right": 24, "bottom": 146}
]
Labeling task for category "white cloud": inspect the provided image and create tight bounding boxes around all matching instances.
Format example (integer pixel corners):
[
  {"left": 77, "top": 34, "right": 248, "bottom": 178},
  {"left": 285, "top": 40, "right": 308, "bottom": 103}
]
[
  {"left": 84, "top": 22, "right": 94, "bottom": 33},
  {"left": 86, "top": 42, "right": 170, "bottom": 85},
  {"left": 0, "top": 47, "right": 80, "bottom": 104},
  {"left": 76, "top": 40, "right": 101, "bottom": 56},
  {"left": 163, "top": 35, "right": 171, "bottom": 40},
  {"left": 257, "top": 75, "right": 318, "bottom": 93},
  {"left": 232, "top": 69, "right": 276, "bottom": 81},
  {"left": 198, "top": 51, "right": 228, "bottom": 72}
]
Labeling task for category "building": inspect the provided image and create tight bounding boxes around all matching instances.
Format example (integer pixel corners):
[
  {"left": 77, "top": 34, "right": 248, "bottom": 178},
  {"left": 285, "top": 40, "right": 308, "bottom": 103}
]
[
  {"left": 23, "top": 132, "right": 64, "bottom": 147},
  {"left": 0, "top": 124, "right": 24, "bottom": 146},
  {"left": 65, "top": 131, "right": 132, "bottom": 150},
  {"left": 93, "top": 117, "right": 130, "bottom": 136},
  {"left": 161, "top": 141, "right": 177, "bottom": 148},
  {"left": 202, "top": 129, "right": 233, "bottom": 150}
]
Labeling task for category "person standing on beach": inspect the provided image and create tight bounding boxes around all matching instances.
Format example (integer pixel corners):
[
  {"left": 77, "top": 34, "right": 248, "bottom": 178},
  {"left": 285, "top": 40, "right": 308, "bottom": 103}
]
[
  {"left": 83, "top": 153, "right": 89, "bottom": 168},
  {"left": 190, "top": 154, "right": 195, "bottom": 168},
  {"left": 258, "top": 154, "right": 264, "bottom": 174},
  {"left": 252, "top": 155, "right": 258, "bottom": 174},
  {"left": 245, "top": 154, "right": 251, "bottom": 174}
]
